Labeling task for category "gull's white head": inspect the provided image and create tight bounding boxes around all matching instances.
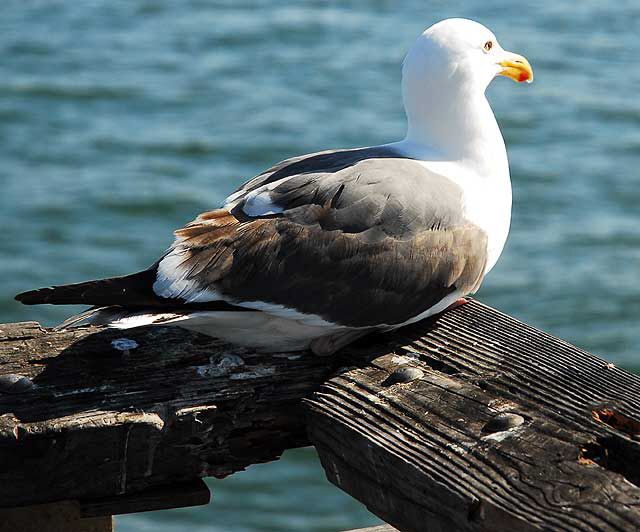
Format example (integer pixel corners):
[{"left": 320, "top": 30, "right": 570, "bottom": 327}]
[
  {"left": 403, "top": 18, "right": 533, "bottom": 94},
  {"left": 401, "top": 18, "right": 533, "bottom": 164}
]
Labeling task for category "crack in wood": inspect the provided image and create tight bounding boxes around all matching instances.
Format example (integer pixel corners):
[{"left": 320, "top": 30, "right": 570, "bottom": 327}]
[
  {"left": 119, "top": 425, "right": 132, "bottom": 495},
  {"left": 592, "top": 408, "right": 640, "bottom": 438}
]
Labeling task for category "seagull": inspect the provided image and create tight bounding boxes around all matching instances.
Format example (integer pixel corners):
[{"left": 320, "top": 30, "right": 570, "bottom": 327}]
[{"left": 15, "top": 18, "right": 533, "bottom": 355}]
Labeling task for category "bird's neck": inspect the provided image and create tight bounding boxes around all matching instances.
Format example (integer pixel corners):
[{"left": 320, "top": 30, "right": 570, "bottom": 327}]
[
  {"left": 400, "top": 85, "right": 508, "bottom": 179},
  {"left": 396, "top": 82, "right": 512, "bottom": 275}
]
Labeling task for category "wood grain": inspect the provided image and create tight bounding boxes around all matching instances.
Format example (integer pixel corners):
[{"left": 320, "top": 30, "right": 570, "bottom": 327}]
[
  {"left": 0, "top": 320, "right": 343, "bottom": 508},
  {"left": 2, "top": 300, "right": 640, "bottom": 532},
  {"left": 79, "top": 479, "right": 210, "bottom": 517},
  {"left": 305, "top": 300, "right": 640, "bottom": 532}
]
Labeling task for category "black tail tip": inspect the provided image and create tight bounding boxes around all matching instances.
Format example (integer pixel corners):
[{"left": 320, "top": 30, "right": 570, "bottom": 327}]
[{"left": 14, "top": 288, "right": 50, "bottom": 305}]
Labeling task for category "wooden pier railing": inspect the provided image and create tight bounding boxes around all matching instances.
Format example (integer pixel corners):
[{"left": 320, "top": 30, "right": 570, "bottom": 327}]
[{"left": 1, "top": 299, "right": 639, "bottom": 532}]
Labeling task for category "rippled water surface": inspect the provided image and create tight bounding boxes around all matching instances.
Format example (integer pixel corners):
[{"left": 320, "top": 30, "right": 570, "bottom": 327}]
[{"left": 2, "top": 1, "right": 639, "bottom": 531}]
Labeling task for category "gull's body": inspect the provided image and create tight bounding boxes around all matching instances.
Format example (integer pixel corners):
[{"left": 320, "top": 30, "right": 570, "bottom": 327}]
[{"left": 15, "top": 19, "right": 533, "bottom": 355}]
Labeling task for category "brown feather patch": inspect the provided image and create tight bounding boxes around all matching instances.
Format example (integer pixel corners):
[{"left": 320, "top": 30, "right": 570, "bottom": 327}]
[{"left": 160, "top": 203, "right": 488, "bottom": 328}]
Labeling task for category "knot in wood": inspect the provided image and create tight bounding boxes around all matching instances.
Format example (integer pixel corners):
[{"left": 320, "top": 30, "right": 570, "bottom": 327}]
[
  {"left": 384, "top": 366, "right": 424, "bottom": 386},
  {"left": 483, "top": 413, "right": 525, "bottom": 433},
  {"left": 0, "top": 374, "right": 33, "bottom": 394}
]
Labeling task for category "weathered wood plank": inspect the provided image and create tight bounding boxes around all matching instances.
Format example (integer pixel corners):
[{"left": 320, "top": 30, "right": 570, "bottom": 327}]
[
  {"left": 305, "top": 301, "right": 640, "bottom": 532},
  {"left": 2, "top": 299, "right": 640, "bottom": 531},
  {"left": 0, "top": 502, "right": 113, "bottom": 532},
  {"left": 0, "top": 321, "right": 344, "bottom": 508},
  {"left": 79, "top": 478, "right": 210, "bottom": 517}
]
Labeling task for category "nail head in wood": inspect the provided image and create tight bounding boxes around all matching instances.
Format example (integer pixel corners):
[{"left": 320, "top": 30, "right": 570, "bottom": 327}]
[
  {"left": 482, "top": 413, "right": 525, "bottom": 434},
  {"left": 0, "top": 374, "right": 33, "bottom": 394},
  {"left": 384, "top": 367, "right": 424, "bottom": 386}
]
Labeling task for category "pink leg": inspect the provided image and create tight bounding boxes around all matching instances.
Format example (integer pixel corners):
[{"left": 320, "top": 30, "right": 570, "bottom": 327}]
[{"left": 445, "top": 297, "right": 469, "bottom": 311}]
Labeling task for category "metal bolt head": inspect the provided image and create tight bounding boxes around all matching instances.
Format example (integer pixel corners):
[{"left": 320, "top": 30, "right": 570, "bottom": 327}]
[
  {"left": 483, "top": 413, "right": 525, "bottom": 433},
  {"left": 0, "top": 374, "right": 34, "bottom": 394},
  {"left": 385, "top": 367, "right": 424, "bottom": 386}
]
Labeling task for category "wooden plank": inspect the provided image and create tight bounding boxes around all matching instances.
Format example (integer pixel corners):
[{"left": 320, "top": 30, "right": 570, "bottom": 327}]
[
  {"left": 2, "top": 299, "right": 640, "bottom": 529},
  {"left": 80, "top": 478, "right": 210, "bottom": 517},
  {"left": 305, "top": 300, "right": 640, "bottom": 532},
  {"left": 0, "top": 321, "right": 340, "bottom": 508},
  {"left": 0, "top": 501, "right": 113, "bottom": 532}
]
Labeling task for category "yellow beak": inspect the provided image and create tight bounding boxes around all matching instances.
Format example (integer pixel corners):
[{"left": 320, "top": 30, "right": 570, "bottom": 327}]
[{"left": 498, "top": 53, "right": 533, "bottom": 83}]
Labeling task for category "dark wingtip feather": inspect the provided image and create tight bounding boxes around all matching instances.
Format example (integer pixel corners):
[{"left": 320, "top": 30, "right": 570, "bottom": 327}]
[
  {"left": 13, "top": 268, "right": 162, "bottom": 307},
  {"left": 15, "top": 287, "right": 55, "bottom": 305}
]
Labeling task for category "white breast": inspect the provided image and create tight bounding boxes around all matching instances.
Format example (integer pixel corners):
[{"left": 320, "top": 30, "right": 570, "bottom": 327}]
[
  {"left": 412, "top": 158, "right": 512, "bottom": 275},
  {"left": 460, "top": 173, "right": 512, "bottom": 273}
]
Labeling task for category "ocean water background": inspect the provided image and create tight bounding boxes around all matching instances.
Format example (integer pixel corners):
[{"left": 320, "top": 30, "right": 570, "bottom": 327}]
[{"left": 1, "top": 1, "right": 639, "bottom": 530}]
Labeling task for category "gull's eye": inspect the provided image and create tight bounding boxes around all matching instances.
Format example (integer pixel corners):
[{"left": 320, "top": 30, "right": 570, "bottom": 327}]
[{"left": 483, "top": 40, "right": 493, "bottom": 53}]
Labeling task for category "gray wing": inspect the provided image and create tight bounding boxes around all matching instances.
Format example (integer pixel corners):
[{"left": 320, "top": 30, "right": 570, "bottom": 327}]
[
  {"left": 153, "top": 146, "right": 489, "bottom": 327},
  {"left": 225, "top": 146, "right": 403, "bottom": 205}
]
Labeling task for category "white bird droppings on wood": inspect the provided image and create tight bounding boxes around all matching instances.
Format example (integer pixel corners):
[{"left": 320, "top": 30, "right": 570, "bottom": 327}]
[
  {"left": 196, "top": 354, "right": 245, "bottom": 377},
  {"left": 230, "top": 367, "right": 276, "bottom": 380},
  {"left": 391, "top": 355, "right": 415, "bottom": 365},
  {"left": 111, "top": 338, "right": 139, "bottom": 352}
]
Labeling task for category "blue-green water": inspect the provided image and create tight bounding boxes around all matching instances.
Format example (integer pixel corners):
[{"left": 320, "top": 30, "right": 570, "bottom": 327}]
[{"left": 1, "top": 2, "right": 639, "bottom": 530}]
